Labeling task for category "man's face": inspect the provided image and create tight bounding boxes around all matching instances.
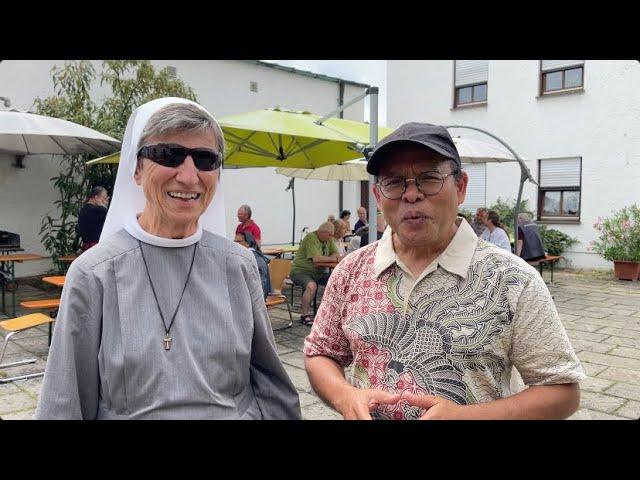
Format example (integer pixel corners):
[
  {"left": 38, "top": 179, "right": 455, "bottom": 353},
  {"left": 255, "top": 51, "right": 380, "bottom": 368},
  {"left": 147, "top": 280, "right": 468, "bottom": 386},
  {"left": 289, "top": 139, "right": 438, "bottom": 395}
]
[
  {"left": 476, "top": 209, "right": 488, "bottom": 224},
  {"left": 237, "top": 208, "right": 249, "bottom": 223},
  {"left": 357, "top": 207, "right": 367, "bottom": 221},
  {"left": 97, "top": 190, "right": 109, "bottom": 208},
  {"left": 317, "top": 229, "right": 333, "bottom": 243},
  {"left": 373, "top": 146, "right": 467, "bottom": 249},
  {"left": 134, "top": 129, "right": 220, "bottom": 230}
]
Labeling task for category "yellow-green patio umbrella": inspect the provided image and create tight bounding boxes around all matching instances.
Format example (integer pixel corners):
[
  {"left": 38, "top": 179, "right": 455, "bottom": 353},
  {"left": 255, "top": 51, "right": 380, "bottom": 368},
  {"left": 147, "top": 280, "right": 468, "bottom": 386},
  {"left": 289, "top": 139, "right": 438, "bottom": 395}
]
[
  {"left": 219, "top": 107, "right": 393, "bottom": 168},
  {"left": 87, "top": 108, "right": 393, "bottom": 168}
]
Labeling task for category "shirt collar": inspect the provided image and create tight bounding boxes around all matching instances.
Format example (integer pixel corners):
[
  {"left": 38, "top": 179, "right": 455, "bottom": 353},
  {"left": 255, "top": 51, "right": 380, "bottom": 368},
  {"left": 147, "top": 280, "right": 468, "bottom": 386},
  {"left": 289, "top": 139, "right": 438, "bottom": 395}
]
[{"left": 373, "top": 217, "right": 478, "bottom": 279}]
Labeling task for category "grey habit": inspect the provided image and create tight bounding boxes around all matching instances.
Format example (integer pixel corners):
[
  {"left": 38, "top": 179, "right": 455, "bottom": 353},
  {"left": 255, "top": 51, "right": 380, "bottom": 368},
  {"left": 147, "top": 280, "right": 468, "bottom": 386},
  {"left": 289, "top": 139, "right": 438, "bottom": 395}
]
[{"left": 36, "top": 229, "right": 301, "bottom": 419}]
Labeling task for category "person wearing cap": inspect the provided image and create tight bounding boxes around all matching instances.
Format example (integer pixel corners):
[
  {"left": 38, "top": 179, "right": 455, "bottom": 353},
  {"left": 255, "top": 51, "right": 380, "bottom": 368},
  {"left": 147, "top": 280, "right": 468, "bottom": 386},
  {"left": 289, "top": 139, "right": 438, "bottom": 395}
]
[
  {"left": 303, "top": 122, "right": 584, "bottom": 420},
  {"left": 36, "top": 99, "right": 300, "bottom": 420}
]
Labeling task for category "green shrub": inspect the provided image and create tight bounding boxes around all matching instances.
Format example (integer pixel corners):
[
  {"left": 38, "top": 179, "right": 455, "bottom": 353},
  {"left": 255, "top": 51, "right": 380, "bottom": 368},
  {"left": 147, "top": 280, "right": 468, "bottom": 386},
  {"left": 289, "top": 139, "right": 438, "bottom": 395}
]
[{"left": 538, "top": 225, "right": 578, "bottom": 256}]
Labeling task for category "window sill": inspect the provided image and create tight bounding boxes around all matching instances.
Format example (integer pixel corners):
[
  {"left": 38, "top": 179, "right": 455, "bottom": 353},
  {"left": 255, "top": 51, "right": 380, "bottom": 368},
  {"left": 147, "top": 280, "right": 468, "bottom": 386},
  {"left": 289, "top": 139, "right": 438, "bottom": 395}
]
[
  {"left": 451, "top": 101, "right": 487, "bottom": 111},
  {"left": 536, "top": 87, "right": 584, "bottom": 98},
  {"left": 537, "top": 218, "right": 581, "bottom": 225}
]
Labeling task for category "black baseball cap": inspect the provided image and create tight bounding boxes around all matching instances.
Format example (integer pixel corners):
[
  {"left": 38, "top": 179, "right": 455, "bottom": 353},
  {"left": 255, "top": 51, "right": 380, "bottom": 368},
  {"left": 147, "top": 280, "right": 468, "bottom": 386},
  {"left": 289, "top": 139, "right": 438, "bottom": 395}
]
[{"left": 366, "top": 122, "right": 461, "bottom": 175}]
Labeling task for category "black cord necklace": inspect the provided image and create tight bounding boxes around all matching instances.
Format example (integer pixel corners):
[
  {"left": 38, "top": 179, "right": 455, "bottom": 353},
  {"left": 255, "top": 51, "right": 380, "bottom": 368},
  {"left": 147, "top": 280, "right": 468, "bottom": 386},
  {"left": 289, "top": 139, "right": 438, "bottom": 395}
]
[{"left": 138, "top": 240, "right": 198, "bottom": 351}]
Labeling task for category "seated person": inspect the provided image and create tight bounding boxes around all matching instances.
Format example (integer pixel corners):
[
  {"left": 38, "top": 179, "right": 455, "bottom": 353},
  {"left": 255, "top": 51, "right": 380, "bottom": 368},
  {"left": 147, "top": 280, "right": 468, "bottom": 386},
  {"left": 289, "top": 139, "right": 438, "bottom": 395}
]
[
  {"left": 236, "top": 204, "right": 262, "bottom": 246},
  {"left": 290, "top": 222, "right": 340, "bottom": 326},
  {"left": 331, "top": 219, "right": 348, "bottom": 255},
  {"left": 339, "top": 210, "right": 352, "bottom": 234},
  {"left": 479, "top": 210, "right": 511, "bottom": 252},
  {"left": 78, "top": 186, "right": 109, "bottom": 251},
  {"left": 517, "top": 213, "right": 546, "bottom": 261},
  {"left": 470, "top": 207, "right": 488, "bottom": 237},
  {"left": 235, "top": 231, "right": 271, "bottom": 300},
  {"left": 353, "top": 206, "right": 367, "bottom": 233},
  {"left": 347, "top": 212, "right": 387, "bottom": 253}
]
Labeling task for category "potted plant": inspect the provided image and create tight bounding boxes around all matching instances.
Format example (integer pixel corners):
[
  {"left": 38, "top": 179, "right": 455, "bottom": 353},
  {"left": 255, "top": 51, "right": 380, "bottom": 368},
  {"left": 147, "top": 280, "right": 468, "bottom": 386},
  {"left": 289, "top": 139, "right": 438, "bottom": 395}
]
[{"left": 591, "top": 204, "right": 640, "bottom": 281}]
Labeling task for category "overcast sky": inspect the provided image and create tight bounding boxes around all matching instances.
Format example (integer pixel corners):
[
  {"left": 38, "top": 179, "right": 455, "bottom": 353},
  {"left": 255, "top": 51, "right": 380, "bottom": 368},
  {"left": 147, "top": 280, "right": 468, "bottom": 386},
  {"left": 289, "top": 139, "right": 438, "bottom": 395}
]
[{"left": 264, "top": 60, "right": 387, "bottom": 124}]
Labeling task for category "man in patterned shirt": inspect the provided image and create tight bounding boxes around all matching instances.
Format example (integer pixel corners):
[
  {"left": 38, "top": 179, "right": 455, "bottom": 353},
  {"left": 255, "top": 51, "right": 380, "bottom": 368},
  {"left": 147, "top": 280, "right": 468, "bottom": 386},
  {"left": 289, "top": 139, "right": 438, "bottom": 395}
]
[{"left": 303, "top": 122, "right": 584, "bottom": 420}]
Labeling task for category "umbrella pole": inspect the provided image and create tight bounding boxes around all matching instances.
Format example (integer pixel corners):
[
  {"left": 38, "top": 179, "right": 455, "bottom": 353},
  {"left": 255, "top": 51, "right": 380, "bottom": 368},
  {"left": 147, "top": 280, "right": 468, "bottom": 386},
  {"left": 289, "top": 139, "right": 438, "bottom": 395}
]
[
  {"left": 368, "top": 88, "right": 379, "bottom": 245},
  {"left": 291, "top": 178, "right": 296, "bottom": 245}
]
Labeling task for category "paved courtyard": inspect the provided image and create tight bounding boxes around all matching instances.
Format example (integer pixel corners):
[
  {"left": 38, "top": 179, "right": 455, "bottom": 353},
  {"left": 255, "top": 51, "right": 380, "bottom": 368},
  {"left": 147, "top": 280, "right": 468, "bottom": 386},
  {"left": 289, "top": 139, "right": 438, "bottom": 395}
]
[{"left": 1, "top": 269, "right": 640, "bottom": 420}]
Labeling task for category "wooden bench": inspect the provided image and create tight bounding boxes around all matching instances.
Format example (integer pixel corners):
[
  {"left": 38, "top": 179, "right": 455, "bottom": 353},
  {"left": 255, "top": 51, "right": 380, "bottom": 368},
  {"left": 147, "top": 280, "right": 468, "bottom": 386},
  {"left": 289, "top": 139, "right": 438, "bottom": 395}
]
[
  {"left": 527, "top": 255, "right": 562, "bottom": 283},
  {"left": 0, "top": 313, "right": 55, "bottom": 383},
  {"left": 20, "top": 298, "right": 60, "bottom": 345}
]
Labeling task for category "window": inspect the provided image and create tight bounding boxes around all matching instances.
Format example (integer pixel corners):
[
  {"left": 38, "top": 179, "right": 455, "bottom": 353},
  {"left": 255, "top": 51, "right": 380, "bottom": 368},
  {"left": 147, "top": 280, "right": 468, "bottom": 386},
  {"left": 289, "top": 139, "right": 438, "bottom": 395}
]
[
  {"left": 454, "top": 60, "right": 488, "bottom": 107},
  {"left": 540, "top": 61, "right": 584, "bottom": 95},
  {"left": 459, "top": 163, "right": 486, "bottom": 212},
  {"left": 538, "top": 157, "right": 581, "bottom": 221}
]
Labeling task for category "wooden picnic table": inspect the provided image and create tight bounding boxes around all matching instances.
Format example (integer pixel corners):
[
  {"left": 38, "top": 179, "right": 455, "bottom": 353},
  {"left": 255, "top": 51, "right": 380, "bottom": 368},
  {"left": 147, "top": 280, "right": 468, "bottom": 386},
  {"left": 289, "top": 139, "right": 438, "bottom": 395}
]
[
  {"left": 314, "top": 260, "right": 340, "bottom": 269},
  {"left": 59, "top": 254, "right": 79, "bottom": 262},
  {"left": 42, "top": 276, "right": 66, "bottom": 288},
  {"left": 0, "top": 253, "right": 43, "bottom": 316},
  {"left": 262, "top": 244, "right": 299, "bottom": 258}
]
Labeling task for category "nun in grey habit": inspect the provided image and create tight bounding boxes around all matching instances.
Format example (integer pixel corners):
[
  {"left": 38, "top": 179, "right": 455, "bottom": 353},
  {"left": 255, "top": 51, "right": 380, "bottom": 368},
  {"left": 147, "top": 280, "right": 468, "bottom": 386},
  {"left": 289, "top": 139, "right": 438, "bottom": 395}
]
[{"left": 35, "top": 97, "right": 301, "bottom": 419}]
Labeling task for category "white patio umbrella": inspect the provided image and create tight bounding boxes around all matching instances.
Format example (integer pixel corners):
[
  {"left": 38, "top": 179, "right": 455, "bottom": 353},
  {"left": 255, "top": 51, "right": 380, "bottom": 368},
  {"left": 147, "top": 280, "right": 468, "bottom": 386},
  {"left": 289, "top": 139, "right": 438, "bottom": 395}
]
[
  {"left": 275, "top": 159, "right": 368, "bottom": 181},
  {"left": 0, "top": 109, "right": 121, "bottom": 156},
  {"left": 452, "top": 136, "right": 517, "bottom": 163}
]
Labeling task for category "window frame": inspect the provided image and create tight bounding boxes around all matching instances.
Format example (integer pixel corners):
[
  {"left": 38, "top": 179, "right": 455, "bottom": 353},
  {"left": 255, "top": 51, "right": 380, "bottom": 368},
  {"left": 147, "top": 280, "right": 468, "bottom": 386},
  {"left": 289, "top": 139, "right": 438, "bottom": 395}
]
[
  {"left": 537, "top": 157, "right": 582, "bottom": 223},
  {"left": 452, "top": 61, "right": 488, "bottom": 108},
  {"left": 539, "top": 62, "right": 584, "bottom": 96}
]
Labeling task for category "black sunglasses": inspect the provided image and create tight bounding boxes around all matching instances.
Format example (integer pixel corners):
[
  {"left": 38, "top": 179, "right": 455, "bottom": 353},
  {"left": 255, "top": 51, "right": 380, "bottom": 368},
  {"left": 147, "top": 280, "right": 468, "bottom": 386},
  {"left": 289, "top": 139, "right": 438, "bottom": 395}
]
[{"left": 137, "top": 144, "right": 222, "bottom": 171}]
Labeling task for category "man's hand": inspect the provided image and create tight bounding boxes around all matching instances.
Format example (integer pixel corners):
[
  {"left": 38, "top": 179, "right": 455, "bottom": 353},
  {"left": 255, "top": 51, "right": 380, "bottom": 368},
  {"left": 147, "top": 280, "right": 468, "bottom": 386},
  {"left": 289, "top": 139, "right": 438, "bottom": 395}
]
[
  {"left": 336, "top": 387, "right": 401, "bottom": 420},
  {"left": 402, "top": 393, "right": 470, "bottom": 420}
]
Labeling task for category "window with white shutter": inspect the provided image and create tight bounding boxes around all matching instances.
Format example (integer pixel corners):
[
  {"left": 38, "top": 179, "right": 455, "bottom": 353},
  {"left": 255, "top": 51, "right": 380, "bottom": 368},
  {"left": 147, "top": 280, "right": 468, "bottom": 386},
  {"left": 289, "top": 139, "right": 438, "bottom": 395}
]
[
  {"left": 538, "top": 157, "right": 581, "bottom": 221},
  {"left": 540, "top": 60, "right": 584, "bottom": 95},
  {"left": 460, "top": 163, "right": 486, "bottom": 212},
  {"left": 454, "top": 60, "right": 488, "bottom": 107}
]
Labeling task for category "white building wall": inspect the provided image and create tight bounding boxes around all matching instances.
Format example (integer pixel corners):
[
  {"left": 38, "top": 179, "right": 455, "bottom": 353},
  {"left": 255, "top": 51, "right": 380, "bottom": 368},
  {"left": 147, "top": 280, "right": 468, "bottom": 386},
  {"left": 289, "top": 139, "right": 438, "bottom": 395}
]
[
  {"left": 387, "top": 60, "right": 640, "bottom": 269},
  {"left": 0, "top": 60, "right": 367, "bottom": 276}
]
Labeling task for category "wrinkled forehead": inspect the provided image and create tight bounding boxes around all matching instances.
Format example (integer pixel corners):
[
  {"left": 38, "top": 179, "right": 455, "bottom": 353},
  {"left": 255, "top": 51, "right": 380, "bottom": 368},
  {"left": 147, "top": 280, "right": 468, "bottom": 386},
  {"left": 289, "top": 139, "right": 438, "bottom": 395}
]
[{"left": 377, "top": 145, "right": 451, "bottom": 177}]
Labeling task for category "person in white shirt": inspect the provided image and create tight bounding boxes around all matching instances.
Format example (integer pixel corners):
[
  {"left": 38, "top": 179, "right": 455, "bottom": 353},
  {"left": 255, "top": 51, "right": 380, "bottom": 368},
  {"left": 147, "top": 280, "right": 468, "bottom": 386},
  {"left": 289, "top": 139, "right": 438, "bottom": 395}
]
[{"left": 480, "top": 210, "right": 512, "bottom": 252}]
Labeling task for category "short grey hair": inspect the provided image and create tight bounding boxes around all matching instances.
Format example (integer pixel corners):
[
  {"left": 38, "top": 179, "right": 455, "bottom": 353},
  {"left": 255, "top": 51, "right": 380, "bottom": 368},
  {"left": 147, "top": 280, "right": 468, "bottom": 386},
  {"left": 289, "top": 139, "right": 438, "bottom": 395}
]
[
  {"left": 518, "top": 212, "right": 531, "bottom": 222},
  {"left": 240, "top": 204, "right": 252, "bottom": 218},
  {"left": 88, "top": 186, "right": 107, "bottom": 200},
  {"left": 317, "top": 221, "right": 335, "bottom": 233},
  {"left": 137, "top": 103, "right": 225, "bottom": 170}
]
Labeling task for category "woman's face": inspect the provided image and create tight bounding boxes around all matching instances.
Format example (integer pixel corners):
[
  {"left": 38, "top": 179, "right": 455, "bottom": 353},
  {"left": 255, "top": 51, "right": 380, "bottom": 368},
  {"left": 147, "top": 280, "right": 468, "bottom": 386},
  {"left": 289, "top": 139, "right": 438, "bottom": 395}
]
[{"left": 134, "top": 129, "right": 220, "bottom": 233}]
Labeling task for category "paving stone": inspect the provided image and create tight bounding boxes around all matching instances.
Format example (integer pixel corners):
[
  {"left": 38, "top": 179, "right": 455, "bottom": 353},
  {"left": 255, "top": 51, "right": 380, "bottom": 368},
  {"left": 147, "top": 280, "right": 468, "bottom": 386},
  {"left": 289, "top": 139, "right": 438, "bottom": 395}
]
[
  {"left": 279, "top": 351, "right": 306, "bottom": 369},
  {"left": 581, "top": 362, "right": 609, "bottom": 377},
  {"left": 579, "top": 391, "right": 627, "bottom": 413},
  {"left": 592, "top": 327, "right": 640, "bottom": 340},
  {"left": 597, "top": 366, "right": 640, "bottom": 384},
  {"left": 570, "top": 339, "right": 616, "bottom": 354},
  {"left": 601, "top": 335, "right": 640, "bottom": 348},
  {"left": 604, "top": 382, "right": 640, "bottom": 401},
  {"left": 580, "top": 376, "right": 616, "bottom": 393},
  {"left": 614, "top": 400, "right": 640, "bottom": 419},
  {"left": 565, "top": 330, "right": 611, "bottom": 343},
  {"left": 562, "top": 321, "right": 615, "bottom": 333},
  {"left": 0, "top": 408, "right": 36, "bottom": 420},
  {"left": 578, "top": 351, "right": 640, "bottom": 370},
  {"left": 585, "top": 306, "right": 639, "bottom": 316},
  {"left": 298, "top": 391, "right": 322, "bottom": 408},
  {"left": 608, "top": 346, "right": 640, "bottom": 360},
  {"left": 0, "top": 391, "right": 37, "bottom": 415},
  {"left": 282, "top": 363, "right": 313, "bottom": 394},
  {"left": 568, "top": 408, "right": 628, "bottom": 420},
  {"left": 301, "top": 401, "right": 342, "bottom": 420},
  {"left": 0, "top": 382, "right": 21, "bottom": 396},
  {"left": 15, "top": 377, "right": 42, "bottom": 398}
]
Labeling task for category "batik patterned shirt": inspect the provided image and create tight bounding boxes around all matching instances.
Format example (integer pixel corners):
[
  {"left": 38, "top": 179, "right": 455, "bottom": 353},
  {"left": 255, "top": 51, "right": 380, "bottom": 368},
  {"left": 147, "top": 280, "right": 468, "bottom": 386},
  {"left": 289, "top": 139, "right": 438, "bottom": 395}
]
[{"left": 304, "top": 218, "right": 584, "bottom": 420}]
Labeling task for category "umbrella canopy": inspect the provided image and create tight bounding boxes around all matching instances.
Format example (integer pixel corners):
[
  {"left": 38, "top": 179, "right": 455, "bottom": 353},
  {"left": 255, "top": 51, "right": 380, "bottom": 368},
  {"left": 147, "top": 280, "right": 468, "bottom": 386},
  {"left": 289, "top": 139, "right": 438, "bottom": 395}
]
[
  {"left": 452, "top": 136, "right": 517, "bottom": 164},
  {"left": 86, "top": 108, "right": 394, "bottom": 168},
  {"left": 275, "top": 159, "right": 368, "bottom": 181},
  {"left": 0, "top": 109, "right": 120, "bottom": 156},
  {"left": 219, "top": 108, "right": 393, "bottom": 168}
]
